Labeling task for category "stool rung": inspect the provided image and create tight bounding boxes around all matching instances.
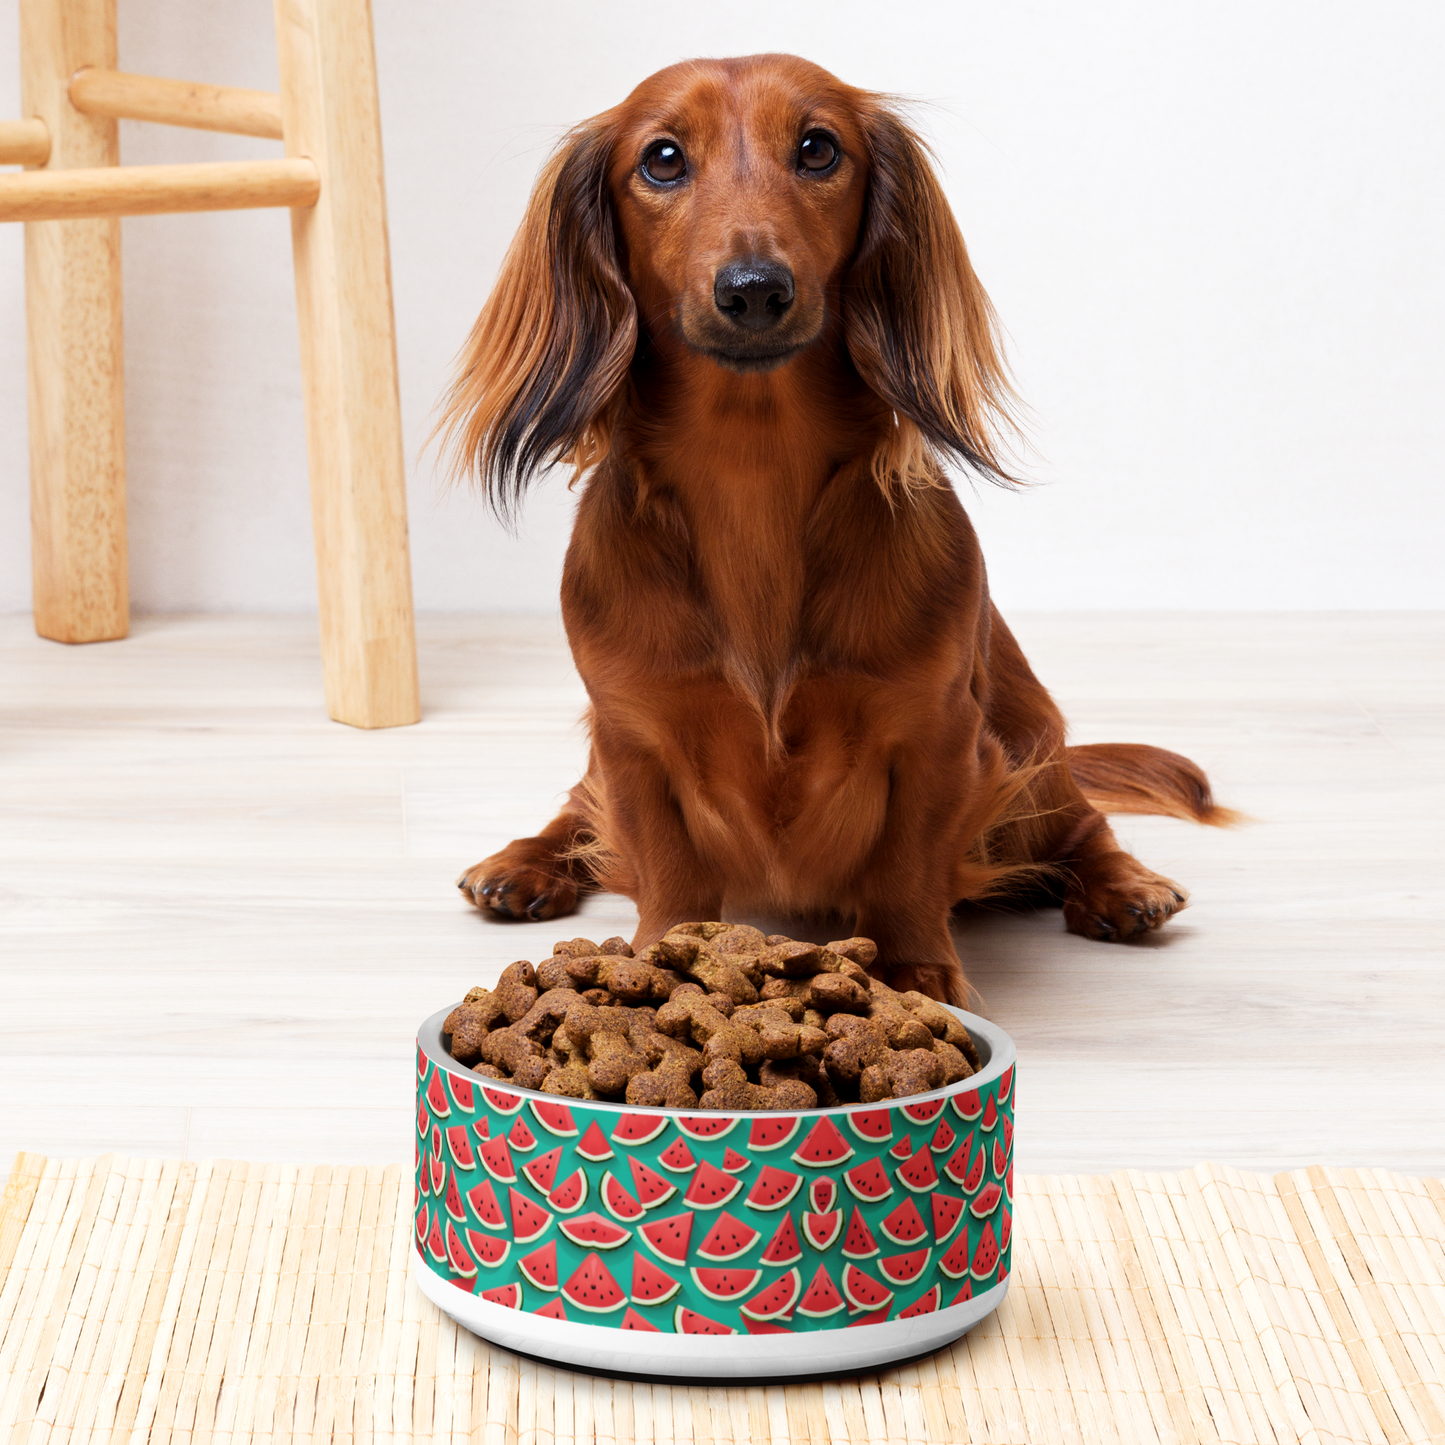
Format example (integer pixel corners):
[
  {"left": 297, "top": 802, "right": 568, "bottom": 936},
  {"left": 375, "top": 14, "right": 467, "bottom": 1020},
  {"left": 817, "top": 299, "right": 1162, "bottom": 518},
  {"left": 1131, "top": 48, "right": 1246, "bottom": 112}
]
[
  {"left": 69, "top": 68, "right": 284, "bottom": 141},
  {"left": 0, "top": 118, "right": 50, "bottom": 167},
  {"left": 0, "top": 158, "right": 319, "bottom": 222}
]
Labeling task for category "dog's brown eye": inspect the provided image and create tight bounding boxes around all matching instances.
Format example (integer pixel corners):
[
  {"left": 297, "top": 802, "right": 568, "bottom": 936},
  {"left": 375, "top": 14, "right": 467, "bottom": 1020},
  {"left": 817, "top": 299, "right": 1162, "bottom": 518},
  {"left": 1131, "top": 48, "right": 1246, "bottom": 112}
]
[
  {"left": 642, "top": 141, "right": 686, "bottom": 184},
  {"left": 798, "top": 132, "right": 838, "bottom": 173}
]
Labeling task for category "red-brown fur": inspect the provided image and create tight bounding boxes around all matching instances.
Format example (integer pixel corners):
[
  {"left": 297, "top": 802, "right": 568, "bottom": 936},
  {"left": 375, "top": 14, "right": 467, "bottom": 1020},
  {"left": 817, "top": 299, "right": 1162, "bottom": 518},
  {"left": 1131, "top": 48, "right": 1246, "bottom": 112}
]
[{"left": 441, "top": 55, "right": 1236, "bottom": 1006}]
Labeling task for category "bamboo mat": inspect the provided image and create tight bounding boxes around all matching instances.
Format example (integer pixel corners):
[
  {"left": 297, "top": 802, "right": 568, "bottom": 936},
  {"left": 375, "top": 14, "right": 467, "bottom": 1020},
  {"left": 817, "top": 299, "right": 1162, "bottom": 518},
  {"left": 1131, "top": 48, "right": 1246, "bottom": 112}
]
[{"left": 2, "top": 1156, "right": 1444, "bottom": 1445}]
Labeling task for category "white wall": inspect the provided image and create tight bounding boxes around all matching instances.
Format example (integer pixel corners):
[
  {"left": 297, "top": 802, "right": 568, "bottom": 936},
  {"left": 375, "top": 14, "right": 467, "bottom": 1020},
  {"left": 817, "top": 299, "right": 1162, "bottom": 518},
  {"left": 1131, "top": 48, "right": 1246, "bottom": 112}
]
[{"left": 1, "top": 0, "right": 1440, "bottom": 613}]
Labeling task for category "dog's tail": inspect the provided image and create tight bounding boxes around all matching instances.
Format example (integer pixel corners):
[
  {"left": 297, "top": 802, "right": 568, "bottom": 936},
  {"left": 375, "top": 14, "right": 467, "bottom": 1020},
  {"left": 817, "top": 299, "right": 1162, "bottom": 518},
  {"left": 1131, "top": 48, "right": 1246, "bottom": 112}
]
[{"left": 1065, "top": 743, "right": 1243, "bottom": 827}]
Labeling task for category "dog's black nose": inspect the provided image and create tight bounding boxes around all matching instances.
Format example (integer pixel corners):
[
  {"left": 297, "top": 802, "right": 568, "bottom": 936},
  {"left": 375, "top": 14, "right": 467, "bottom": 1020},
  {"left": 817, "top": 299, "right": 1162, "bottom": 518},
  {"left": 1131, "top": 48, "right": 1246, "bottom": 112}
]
[{"left": 713, "top": 259, "right": 794, "bottom": 330}]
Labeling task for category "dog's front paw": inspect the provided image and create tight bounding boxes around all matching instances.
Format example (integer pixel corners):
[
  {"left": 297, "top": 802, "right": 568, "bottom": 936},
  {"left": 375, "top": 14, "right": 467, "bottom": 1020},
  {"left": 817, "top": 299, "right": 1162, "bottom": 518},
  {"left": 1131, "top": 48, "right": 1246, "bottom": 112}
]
[
  {"left": 457, "top": 843, "right": 580, "bottom": 922},
  {"left": 1062, "top": 851, "right": 1187, "bottom": 941}
]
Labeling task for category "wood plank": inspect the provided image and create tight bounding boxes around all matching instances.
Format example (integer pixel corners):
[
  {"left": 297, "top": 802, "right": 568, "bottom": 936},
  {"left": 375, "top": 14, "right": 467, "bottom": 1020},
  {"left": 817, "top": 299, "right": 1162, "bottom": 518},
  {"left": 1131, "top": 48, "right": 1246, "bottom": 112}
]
[
  {"left": 21, "top": 0, "right": 127, "bottom": 645},
  {"left": 0, "top": 158, "right": 319, "bottom": 222},
  {"left": 273, "top": 0, "right": 419, "bottom": 729},
  {"left": 68, "top": 68, "right": 284, "bottom": 140}
]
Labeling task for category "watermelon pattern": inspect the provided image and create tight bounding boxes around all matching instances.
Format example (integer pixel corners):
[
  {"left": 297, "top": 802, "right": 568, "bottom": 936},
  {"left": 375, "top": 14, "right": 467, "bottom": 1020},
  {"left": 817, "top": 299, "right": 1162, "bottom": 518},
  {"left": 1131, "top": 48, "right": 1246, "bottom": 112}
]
[{"left": 416, "top": 1037, "right": 1014, "bottom": 1333}]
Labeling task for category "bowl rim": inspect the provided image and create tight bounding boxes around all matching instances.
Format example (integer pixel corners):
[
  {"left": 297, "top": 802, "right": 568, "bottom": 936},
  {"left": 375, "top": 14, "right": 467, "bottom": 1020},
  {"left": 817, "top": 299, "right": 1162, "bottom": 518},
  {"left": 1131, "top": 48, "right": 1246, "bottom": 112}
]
[{"left": 417, "top": 1001, "right": 1015, "bottom": 1118}]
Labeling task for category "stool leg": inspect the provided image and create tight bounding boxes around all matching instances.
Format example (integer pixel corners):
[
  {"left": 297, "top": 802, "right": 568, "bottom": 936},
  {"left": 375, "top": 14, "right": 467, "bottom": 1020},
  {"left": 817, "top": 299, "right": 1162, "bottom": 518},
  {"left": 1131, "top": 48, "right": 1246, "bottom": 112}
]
[
  {"left": 22, "top": 0, "right": 127, "bottom": 644},
  {"left": 273, "top": 0, "right": 420, "bottom": 728}
]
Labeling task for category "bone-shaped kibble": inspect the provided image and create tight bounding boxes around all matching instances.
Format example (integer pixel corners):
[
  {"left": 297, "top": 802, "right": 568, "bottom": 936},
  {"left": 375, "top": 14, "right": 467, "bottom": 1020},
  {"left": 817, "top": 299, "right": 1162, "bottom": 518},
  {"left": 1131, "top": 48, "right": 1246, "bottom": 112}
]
[
  {"left": 655, "top": 993, "right": 765, "bottom": 1069},
  {"left": 699, "top": 1058, "right": 817, "bottom": 1110},
  {"left": 860, "top": 1047, "right": 945, "bottom": 1102},
  {"left": 564, "top": 1001, "right": 651, "bottom": 1096},
  {"left": 493, "top": 960, "right": 539, "bottom": 1022},
  {"left": 644, "top": 937, "right": 758, "bottom": 1004}
]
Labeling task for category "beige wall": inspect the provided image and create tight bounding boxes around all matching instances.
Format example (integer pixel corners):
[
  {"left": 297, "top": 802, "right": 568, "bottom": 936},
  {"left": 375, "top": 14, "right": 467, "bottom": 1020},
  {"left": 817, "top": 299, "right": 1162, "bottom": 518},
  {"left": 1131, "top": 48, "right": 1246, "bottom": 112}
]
[{"left": 1, "top": 0, "right": 1441, "bottom": 612}]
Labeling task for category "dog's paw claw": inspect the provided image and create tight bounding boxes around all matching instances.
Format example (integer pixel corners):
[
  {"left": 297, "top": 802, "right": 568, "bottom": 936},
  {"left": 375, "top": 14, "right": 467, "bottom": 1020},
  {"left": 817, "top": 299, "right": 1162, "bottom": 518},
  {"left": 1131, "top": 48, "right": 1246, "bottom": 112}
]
[
  {"left": 1063, "top": 854, "right": 1188, "bottom": 943},
  {"left": 457, "top": 856, "right": 578, "bottom": 922}
]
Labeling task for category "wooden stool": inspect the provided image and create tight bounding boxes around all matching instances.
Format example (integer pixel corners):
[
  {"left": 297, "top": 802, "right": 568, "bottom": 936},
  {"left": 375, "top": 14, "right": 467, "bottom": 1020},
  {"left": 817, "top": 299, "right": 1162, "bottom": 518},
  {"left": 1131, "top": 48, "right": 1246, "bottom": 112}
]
[{"left": 0, "top": 0, "right": 420, "bottom": 729}]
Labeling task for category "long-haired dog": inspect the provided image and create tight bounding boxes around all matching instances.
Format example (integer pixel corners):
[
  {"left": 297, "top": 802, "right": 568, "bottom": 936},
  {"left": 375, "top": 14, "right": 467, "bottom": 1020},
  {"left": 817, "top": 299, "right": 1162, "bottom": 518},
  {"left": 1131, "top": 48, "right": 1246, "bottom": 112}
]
[{"left": 441, "top": 54, "right": 1235, "bottom": 1005}]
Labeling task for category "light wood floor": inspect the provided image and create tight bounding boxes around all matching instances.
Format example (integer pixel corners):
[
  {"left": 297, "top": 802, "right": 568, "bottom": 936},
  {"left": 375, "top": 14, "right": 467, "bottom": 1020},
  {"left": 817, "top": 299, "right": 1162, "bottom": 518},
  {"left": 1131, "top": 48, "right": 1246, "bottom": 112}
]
[{"left": 2, "top": 612, "right": 1441, "bottom": 1175}]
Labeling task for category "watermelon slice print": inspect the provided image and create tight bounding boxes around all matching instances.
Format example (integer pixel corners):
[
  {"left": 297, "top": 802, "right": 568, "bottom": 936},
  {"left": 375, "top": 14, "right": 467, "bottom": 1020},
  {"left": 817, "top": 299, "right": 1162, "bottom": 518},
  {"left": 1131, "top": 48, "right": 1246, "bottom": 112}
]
[
  {"left": 742, "top": 1318, "right": 794, "bottom": 1335},
  {"left": 479, "top": 1282, "right": 520, "bottom": 1309},
  {"left": 760, "top": 1213, "right": 803, "bottom": 1265},
  {"left": 791, "top": 1117, "right": 854, "bottom": 1168},
  {"left": 522, "top": 1146, "right": 562, "bottom": 1196},
  {"left": 743, "top": 1165, "right": 801, "bottom": 1212},
  {"left": 748, "top": 1116, "right": 800, "bottom": 1151},
  {"left": 900, "top": 1097, "right": 945, "bottom": 1125},
  {"left": 477, "top": 1135, "right": 516, "bottom": 1185},
  {"left": 895, "top": 1146, "right": 939, "bottom": 1194},
  {"left": 658, "top": 1137, "right": 697, "bottom": 1174},
  {"left": 630, "top": 1256, "right": 682, "bottom": 1306},
  {"left": 843, "top": 1156, "right": 893, "bottom": 1203},
  {"left": 970, "top": 1222, "right": 1001, "bottom": 1280},
  {"left": 878, "top": 1198, "right": 927, "bottom": 1247},
  {"left": 518, "top": 1240, "right": 558, "bottom": 1291},
  {"left": 464, "top": 1231, "right": 510, "bottom": 1270},
  {"left": 562, "top": 1252, "right": 628, "bottom": 1313},
  {"left": 414, "top": 1202, "right": 429, "bottom": 1248},
  {"left": 445, "top": 1222, "right": 478, "bottom": 1278},
  {"left": 721, "top": 1147, "right": 750, "bottom": 1174},
  {"left": 998, "top": 1064, "right": 1014, "bottom": 1107},
  {"left": 621, "top": 1306, "right": 662, "bottom": 1331},
  {"left": 970, "top": 1182, "right": 1002, "bottom": 1219},
  {"left": 507, "top": 1116, "right": 537, "bottom": 1153},
  {"left": 416, "top": 1094, "right": 429, "bottom": 1140},
  {"left": 675, "top": 1115, "right": 736, "bottom": 1141},
  {"left": 528, "top": 1099, "right": 578, "bottom": 1137},
  {"left": 547, "top": 1168, "right": 588, "bottom": 1214},
  {"left": 931, "top": 1191, "right": 966, "bottom": 1245},
  {"left": 417, "top": 1045, "right": 428, "bottom": 1083},
  {"left": 942, "top": 1131, "right": 977, "bottom": 1187},
  {"left": 690, "top": 1265, "right": 763, "bottom": 1301},
  {"left": 950, "top": 1279, "right": 974, "bottom": 1306},
  {"left": 980, "top": 1096, "right": 999, "bottom": 1133},
  {"left": 841, "top": 1207, "right": 880, "bottom": 1261},
  {"left": 889, "top": 1134, "right": 915, "bottom": 1161},
  {"left": 696, "top": 1212, "right": 760, "bottom": 1262},
  {"left": 841, "top": 1264, "right": 894, "bottom": 1313},
  {"left": 879, "top": 1248, "right": 931, "bottom": 1286},
  {"left": 898, "top": 1284, "right": 941, "bottom": 1319},
  {"left": 808, "top": 1177, "right": 837, "bottom": 1214},
  {"left": 802, "top": 1211, "right": 843, "bottom": 1251},
  {"left": 611, "top": 1113, "right": 668, "bottom": 1147},
  {"left": 444, "top": 1126, "right": 476, "bottom": 1171},
  {"left": 629, "top": 1157, "right": 676, "bottom": 1209},
  {"left": 508, "top": 1187, "right": 553, "bottom": 1244},
  {"left": 428, "top": 1152, "right": 445, "bottom": 1198},
  {"left": 638, "top": 1211, "right": 693, "bottom": 1266},
  {"left": 845, "top": 1306, "right": 891, "bottom": 1328},
  {"left": 999, "top": 1202, "right": 1013, "bottom": 1251},
  {"left": 684, "top": 1160, "right": 743, "bottom": 1210},
  {"left": 466, "top": 1180, "right": 506, "bottom": 1231},
  {"left": 937, "top": 1230, "right": 973, "bottom": 1280},
  {"left": 559, "top": 1212, "right": 632, "bottom": 1249},
  {"left": 931, "top": 1120, "right": 955, "bottom": 1155},
  {"left": 674, "top": 1305, "right": 735, "bottom": 1335},
  {"left": 448, "top": 1074, "right": 476, "bottom": 1115},
  {"left": 424, "top": 1071, "right": 450, "bottom": 1119},
  {"left": 442, "top": 1170, "right": 466, "bottom": 1223},
  {"left": 952, "top": 1089, "right": 982, "bottom": 1122},
  {"left": 740, "top": 1268, "right": 801, "bottom": 1321},
  {"left": 847, "top": 1109, "right": 893, "bottom": 1143},
  {"left": 482, "top": 1086, "right": 522, "bottom": 1115},
  {"left": 575, "top": 1120, "right": 614, "bottom": 1161},
  {"left": 796, "top": 1264, "right": 845, "bottom": 1318},
  {"left": 600, "top": 1171, "right": 645, "bottom": 1223},
  {"left": 534, "top": 1297, "right": 567, "bottom": 1321}
]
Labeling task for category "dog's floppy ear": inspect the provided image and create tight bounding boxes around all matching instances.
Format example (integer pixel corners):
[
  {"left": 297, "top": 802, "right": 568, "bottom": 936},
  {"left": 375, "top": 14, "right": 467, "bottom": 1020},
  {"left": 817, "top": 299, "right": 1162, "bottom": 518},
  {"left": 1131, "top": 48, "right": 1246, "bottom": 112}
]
[
  {"left": 846, "top": 103, "right": 1019, "bottom": 491},
  {"left": 438, "top": 116, "right": 637, "bottom": 521}
]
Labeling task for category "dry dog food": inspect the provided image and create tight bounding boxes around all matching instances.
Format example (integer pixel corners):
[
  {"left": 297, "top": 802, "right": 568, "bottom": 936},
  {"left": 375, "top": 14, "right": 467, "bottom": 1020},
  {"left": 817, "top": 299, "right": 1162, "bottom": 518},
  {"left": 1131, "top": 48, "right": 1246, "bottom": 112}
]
[{"left": 442, "top": 923, "right": 980, "bottom": 1110}]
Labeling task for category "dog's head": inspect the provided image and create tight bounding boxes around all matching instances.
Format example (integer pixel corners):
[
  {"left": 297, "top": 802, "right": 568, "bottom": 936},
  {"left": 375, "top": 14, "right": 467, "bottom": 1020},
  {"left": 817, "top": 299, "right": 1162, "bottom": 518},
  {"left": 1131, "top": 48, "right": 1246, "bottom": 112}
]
[{"left": 440, "top": 54, "right": 1016, "bottom": 518}]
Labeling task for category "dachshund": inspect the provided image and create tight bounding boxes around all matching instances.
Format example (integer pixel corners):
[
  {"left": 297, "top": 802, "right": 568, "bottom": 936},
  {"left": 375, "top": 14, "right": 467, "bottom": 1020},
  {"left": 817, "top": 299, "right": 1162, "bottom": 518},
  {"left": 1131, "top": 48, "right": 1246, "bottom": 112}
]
[{"left": 440, "top": 54, "right": 1236, "bottom": 1006}]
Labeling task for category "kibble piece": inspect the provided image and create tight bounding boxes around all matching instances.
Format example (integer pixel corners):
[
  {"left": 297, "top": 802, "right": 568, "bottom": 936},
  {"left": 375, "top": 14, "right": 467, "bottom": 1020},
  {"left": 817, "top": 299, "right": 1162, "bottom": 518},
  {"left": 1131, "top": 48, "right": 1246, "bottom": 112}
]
[
  {"left": 494, "top": 960, "right": 539, "bottom": 1022},
  {"left": 598, "top": 936, "right": 634, "bottom": 956},
  {"left": 699, "top": 1058, "right": 818, "bottom": 1111},
  {"left": 808, "top": 974, "right": 871, "bottom": 1015}
]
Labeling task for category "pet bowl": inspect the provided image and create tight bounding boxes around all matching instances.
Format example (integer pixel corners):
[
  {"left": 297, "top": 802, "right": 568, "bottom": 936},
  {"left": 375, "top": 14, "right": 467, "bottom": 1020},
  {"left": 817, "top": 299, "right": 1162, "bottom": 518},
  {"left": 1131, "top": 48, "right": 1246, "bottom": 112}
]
[{"left": 411, "top": 1004, "right": 1015, "bottom": 1380}]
